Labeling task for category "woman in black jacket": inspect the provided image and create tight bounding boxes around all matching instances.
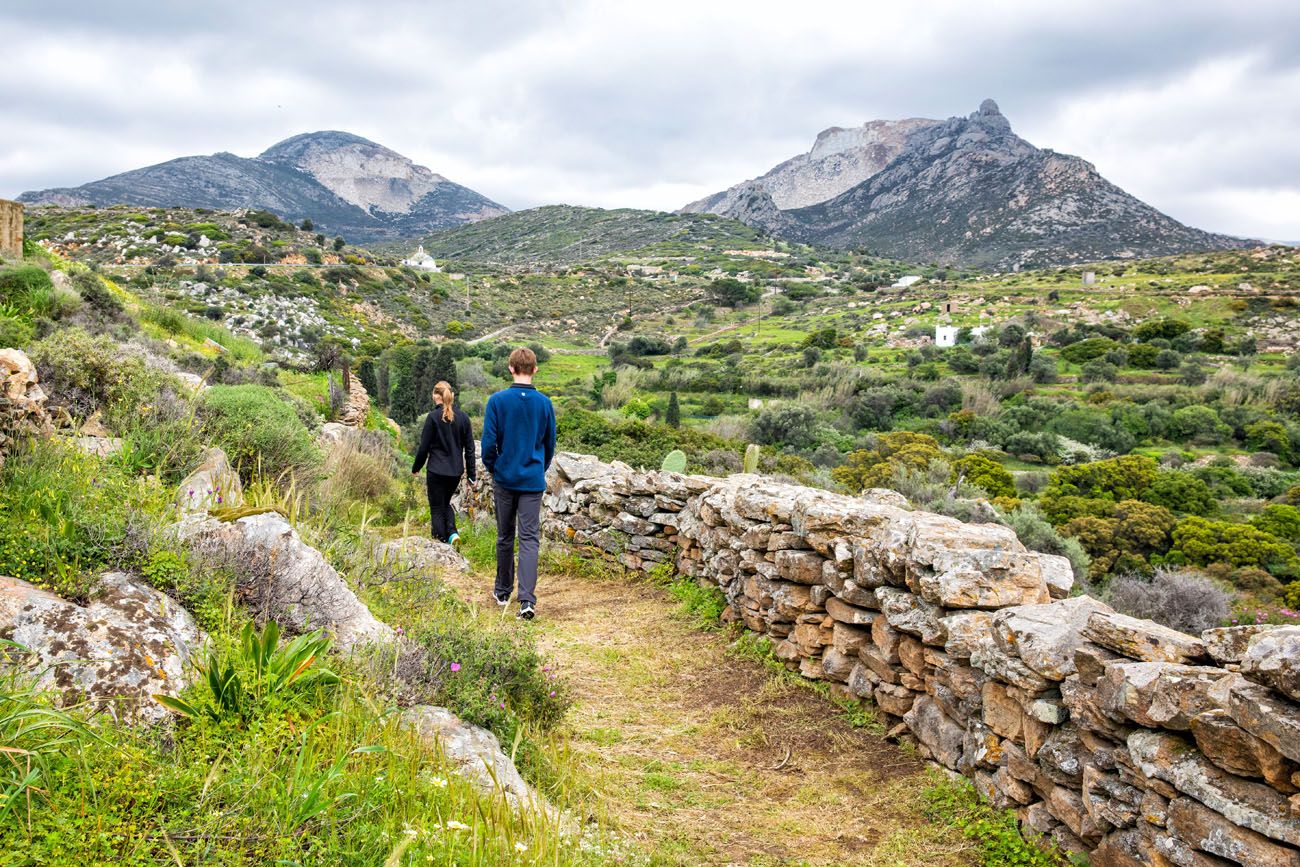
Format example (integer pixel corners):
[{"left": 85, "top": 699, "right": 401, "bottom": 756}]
[{"left": 411, "top": 380, "right": 477, "bottom": 545}]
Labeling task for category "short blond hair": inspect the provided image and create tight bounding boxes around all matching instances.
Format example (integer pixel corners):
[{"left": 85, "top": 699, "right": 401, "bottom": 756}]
[{"left": 508, "top": 346, "right": 537, "bottom": 375}]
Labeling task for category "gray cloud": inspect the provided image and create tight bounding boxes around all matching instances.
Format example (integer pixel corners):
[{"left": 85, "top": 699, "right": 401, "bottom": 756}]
[{"left": 3, "top": 0, "right": 1298, "bottom": 240}]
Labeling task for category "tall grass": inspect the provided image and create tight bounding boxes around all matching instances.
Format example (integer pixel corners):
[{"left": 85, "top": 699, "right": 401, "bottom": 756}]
[{"left": 140, "top": 304, "right": 263, "bottom": 363}]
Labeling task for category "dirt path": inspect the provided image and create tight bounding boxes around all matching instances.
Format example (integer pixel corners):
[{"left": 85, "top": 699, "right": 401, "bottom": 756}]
[{"left": 467, "top": 567, "right": 974, "bottom": 867}]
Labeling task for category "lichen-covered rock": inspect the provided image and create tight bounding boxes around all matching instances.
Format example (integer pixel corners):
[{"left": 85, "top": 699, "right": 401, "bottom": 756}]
[
  {"left": 1190, "top": 709, "right": 1298, "bottom": 793},
  {"left": 1210, "top": 674, "right": 1300, "bottom": 764},
  {"left": 375, "top": 536, "right": 470, "bottom": 576},
  {"left": 176, "top": 446, "right": 243, "bottom": 514},
  {"left": 876, "top": 586, "right": 947, "bottom": 645},
  {"left": 1202, "top": 624, "right": 1284, "bottom": 666},
  {"left": 0, "top": 348, "right": 52, "bottom": 466},
  {"left": 1, "top": 572, "right": 203, "bottom": 725},
  {"left": 402, "top": 705, "right": 555, "bottom": 817},
  {"left": 1083, "top": 611, "right": 1208, "bottom": 664},
  {"left": 1095, "top": 662, "right": 1230, "bottom": 730},
  {"left": 1129, "top": 730, "right": 1300, "bottom": 847},
  {"left": 1239, "top": 626, "right": 1300, "bottom": 703},
  {"left": 993, "top": 595, "right": 1112, "bottom": 681},
  {"left": 904, "top": 694, "right": 965, "bottom": 769},
  {"left": 179, "top": 512, "right": 392, "bottom": 652},
  {"left": 1166, "top": 796, "right": 1300, "bottom": 866}
]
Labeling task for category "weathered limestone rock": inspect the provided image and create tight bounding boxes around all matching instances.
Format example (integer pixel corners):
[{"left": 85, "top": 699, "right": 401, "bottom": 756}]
[
  {"left": 1095, "top": 662, "right": 1230, "bottom": 730},
  {"left": 0, "top": 347, "right": 52, "bottom": 465},
  {"left": 180, "top": 512, "right": 392, "bottom": 652},
  {"left": 1076, "top": 643, "right": 1126, "bottom": 687},
  {"left": 375, "top": 536, "right": 470, "bottom": 576},
  {"left": 942, "top": 610, "right": 993, "bottom": 659},
  {"left": 1239, "top": 626, "right": 1300, "bottom": 702},
  {"left": 825, "top": 595, "right": 875, "bottom": 625},
  {"left": 1084, "top": 611, "right": 1208, "bottom": 664},
  {"left": 982, "top": 681, "right": 1024, "bottom": 740},
  {"left": 774, "top": 549, "right": 826, "bottom": 585},
  {"left": 176, "top": 447, "right": 244, "bottom": 514},
  {"left": 970, "top": 635, "right": 1053, "bottom": 692},
  {"left": 1166, "top": 796, "right": 1300, "bottom": 866},
  {"left": 1189, "top": 710, "right": 1298, "bottom": 793},
  {"left": 876, "top": 586, "right": 947, "bottom": 645},
  {"left": 1, "top": 572, "right": 203, "bottom": 725},
  {"left": 402, "top": 706, "right": 555, "bottom": 817},
  {"left": 993, "top": 595, "right": 1113, "bottom": 681},
  {"left": 1210, "top": 674, "right": 1300, "bottom": 764},
  {"left": 904, "top": 694, "right": 966, "bottom": 770},
  {"left": 1202, "top": 624, "right": 1284, "bottom": 666},
  {"left": 1129, "top": 730, "right": 1300, "bottom": 846},
  {"left": 908, "top": 518, "right": 1052, "bottom": 608},
  {"left": 1083, "top": 764, "right": 1144, "bottom": 829}
]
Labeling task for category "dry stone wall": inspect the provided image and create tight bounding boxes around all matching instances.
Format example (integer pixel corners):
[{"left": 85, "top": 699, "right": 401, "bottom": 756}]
[
  {"left": 0, "top": 199, "right": 21, "bottom": 261},
  {"left": 543, "top": 453, "right": 1300, "bottom": 865}
]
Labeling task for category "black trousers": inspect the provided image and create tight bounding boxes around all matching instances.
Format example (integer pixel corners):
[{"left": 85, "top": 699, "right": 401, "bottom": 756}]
[
  {"left": 426, "top": 473, "right": 461, "bottom": 542},
  {"left": 493, "top": 487, "right": 542, "bottom": 605}
]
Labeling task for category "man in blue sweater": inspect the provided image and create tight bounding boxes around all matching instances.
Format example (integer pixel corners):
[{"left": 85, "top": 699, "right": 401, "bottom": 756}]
[{"left": 480, "top": 346, "right": 557, "bottom": 620}]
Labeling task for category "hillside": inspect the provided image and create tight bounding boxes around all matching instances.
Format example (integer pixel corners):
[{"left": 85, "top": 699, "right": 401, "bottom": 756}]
[
  {"left": 685, "top": 100, "right": 1253, "bottom": 269},
  {"left": 405, "top": 204, "right": 780, "bottom": 265},
  {"left": 17, "top": 131, "right": 507, "bottom": 242}
]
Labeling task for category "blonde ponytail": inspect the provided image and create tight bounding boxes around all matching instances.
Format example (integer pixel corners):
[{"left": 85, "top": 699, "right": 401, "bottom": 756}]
[{"left": 433, "top": 381, "right": 455, "bottom": 423}]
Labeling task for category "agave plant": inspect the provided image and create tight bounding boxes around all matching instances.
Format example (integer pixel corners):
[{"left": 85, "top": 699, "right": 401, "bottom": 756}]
[{"left": 156, "top": 621, "right": 339, "bottom": 722}]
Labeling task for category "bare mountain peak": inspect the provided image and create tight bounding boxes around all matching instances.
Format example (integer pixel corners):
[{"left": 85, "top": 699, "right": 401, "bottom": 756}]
[
  {"left": 19, "top": 130, "right": 507, "bottom": 241},
  {"left": 683, "top": 99, "right": 1252, "bottom": 268}
]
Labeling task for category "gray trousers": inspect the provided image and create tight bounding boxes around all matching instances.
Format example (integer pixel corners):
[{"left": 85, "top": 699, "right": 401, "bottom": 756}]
[{"left": 493, "top": 487, "right": 542, "bottom": 605}]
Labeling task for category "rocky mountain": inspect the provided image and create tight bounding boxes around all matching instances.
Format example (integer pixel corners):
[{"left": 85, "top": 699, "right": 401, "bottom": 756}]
[
  {"left": 685, "top": 100, "right": 1253, "bottom": 269},
  {"left": 683, "top": 117, "right": 939, "bottom": 214},
  {"left": 18, "top": 131, "right": 508, "bottom": 242}
]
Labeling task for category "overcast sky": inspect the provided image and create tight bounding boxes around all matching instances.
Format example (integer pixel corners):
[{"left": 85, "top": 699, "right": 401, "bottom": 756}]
[{"left": 4, "top": 0, "right": 1299, "bottom": 240}]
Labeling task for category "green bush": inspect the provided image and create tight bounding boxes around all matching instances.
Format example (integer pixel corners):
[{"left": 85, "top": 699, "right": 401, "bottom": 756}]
[
  {"left": 199, "top": 384, "right": 321, "bottom": 480},
  {"left": 27, "top": 327, "right": 174, "bottom": 428},
  {"left": 0, "top": 438, "right": 166, "bottom": 597},
  {"left": 1170, "top": 516, "right": 1298, "bottom": 573},
  {"left": 951, "top": 452, "right": 1015, "bottom": 498},
  {"left": 557, "top": 408, "right": 735, "bottom": 473}
]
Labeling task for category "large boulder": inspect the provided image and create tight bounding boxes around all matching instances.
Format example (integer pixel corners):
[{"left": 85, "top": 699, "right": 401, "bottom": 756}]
[
  {"left": 401, "top": 705, "right": 555, "bottom": 817},
  {"left": 1239, "top": 626, "right": 1300, "bottom": 703},
  {"left": 176, "top": 447, "right": 243, "bottom": 515},
  {"left": 1202, "top": 624, "right": 1284, "bottom": 666},
  {"left": 375, "top": 536, "right": 470, "bottom": 576},
  {"left": 179, "top": 512, "right": 392, "bottom": 652},
  {"left": 1, "top": 572, "right": 203, "bottom": 725}
]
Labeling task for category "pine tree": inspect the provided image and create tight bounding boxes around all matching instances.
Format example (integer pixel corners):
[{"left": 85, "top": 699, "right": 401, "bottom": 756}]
[{"left": 666, "top": 392, "right": 681, "bottom": 428}]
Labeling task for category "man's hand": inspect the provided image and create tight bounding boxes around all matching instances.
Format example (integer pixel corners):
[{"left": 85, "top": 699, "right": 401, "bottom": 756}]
[{"left": 411, "top": 471, "right": 419, "bottom": 478}]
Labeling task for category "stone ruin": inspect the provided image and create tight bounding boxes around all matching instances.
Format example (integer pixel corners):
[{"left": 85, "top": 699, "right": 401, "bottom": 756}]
[{"left": 544, "top": 452, "right": 1300, "bottom": 866}]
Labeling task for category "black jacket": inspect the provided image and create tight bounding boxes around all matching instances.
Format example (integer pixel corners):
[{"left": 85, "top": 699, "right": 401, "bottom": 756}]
[{"left": 412, "top": 407, "right": 476, "bottom": 482}]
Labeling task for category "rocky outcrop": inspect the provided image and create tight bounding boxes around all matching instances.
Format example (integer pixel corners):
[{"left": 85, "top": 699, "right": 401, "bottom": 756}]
[
  {"left": 0, "top": 572, "right": 204, "bottom": 724},
  {"left": 375, "top": 537, "right": 470, "bottom": 576},
  {"left": 543, "top": 453, "right": 1300, "bottom": 864},
  {"left": 0, "top": 348, "right": 52, "bottom": 465},
  {"left": 176, "top": 446, "right": 243, "bottom": 514},
  {"left": 178, "top": 512, "right": 393, "bottom": 653},
  {"left": 401, "top": 705, "right": 556, "bottom": 817}
]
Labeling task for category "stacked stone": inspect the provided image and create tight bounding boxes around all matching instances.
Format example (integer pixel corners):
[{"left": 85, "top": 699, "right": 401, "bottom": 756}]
[{"left": 544, "top": 453, "right": 1300, "bottom": 866}]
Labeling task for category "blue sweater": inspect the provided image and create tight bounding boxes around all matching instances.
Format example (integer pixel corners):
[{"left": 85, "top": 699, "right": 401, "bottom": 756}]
[{"left": 480, "top": 383, "right": 557, "bottom": 493}]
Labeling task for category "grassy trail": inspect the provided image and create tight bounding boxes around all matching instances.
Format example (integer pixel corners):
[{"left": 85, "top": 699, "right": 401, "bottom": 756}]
[{"left": 442, "top": 550, "right": 976, "bottom": 866}]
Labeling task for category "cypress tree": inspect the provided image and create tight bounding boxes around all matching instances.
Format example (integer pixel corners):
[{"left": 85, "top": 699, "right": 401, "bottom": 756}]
[{"left": 666, "top": 391, "right": 681, "bottom": 428}]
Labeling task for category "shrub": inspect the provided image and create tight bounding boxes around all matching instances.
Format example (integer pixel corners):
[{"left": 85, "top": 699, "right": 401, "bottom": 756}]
[
  {"left": 1170, "top": 516, "right": 1298, "bottom": 573},
  {"left": 951, "top": 452, "right": 1015, "bottom": 498},
  {"left": 833, "top": 432, "right": 943, "bottom": 492},
  {"left": 27, "top": 327, "right": 173, "bottom": 428},
  {"left": 1060, "top": 337, "right": 1117, "bottom": 364},
  {"left": 199, "top": 385, "right": 320, "bottom": 480},
  {"left": 1145, "top": 471, "right": 1217, "bottom": 516},
  {"left": 1106, "top": 568, "right": 1231, "bottom": 634},
  {"left": 708, "top": 277, "right": 761, "bottom": 307},
  {"left": 1060, "top": 499, "right": 1175, "bottom": 580},
  {"left": 1252, "top": 504, "right": 1300, "bottom": 542},
  {"left": 1171, "top": 405, "right": 1231, "bottom": 445},
  {"left": 750, "top": 404, "right": 821, "bottom": 450},
  {"left": 1002, "top": 502, "right": 1090, "bottom": 582},
  {"left": 1043, "top": 455, "right": 1158, "bottom": 503}
]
